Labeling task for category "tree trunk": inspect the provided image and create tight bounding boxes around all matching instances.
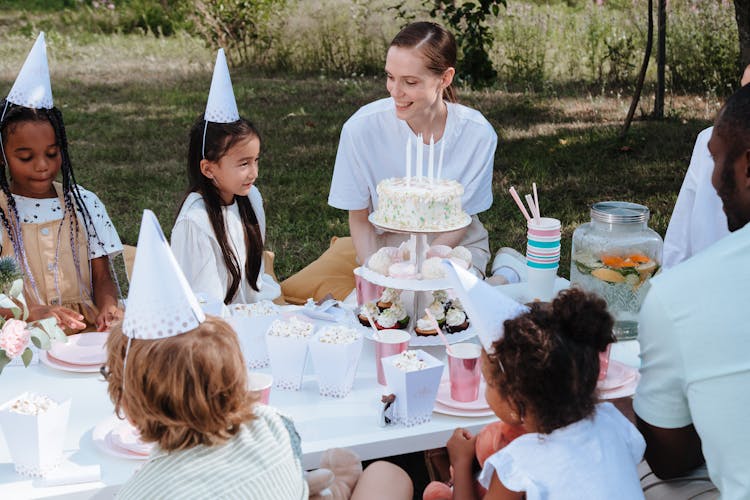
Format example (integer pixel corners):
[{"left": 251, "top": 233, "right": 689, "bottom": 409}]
[
  {"left": 735, "top": 0, "right": 750, "bottom": 68},
  {"left": 654, "top": 0, "right": 666, "bottom": 119},
  {"left": 621, "top": 0, "right": 653, "bottom": 138}
]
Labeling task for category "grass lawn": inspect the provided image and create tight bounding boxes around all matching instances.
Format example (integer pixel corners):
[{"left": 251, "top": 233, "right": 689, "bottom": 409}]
[{"left": 0, "top": 32, "right": 719, "bottom": 282}]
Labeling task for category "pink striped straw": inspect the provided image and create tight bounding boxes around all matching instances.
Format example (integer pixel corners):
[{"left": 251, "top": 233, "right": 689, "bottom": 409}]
[
  {"left": 525, "top": 193, "right": 540, "bottom": 222},
  {"left": 508, "top": 186, "right": 531, "bottom": 222},
  {"left": 532, "top": 182, "right": 541, "bottom": 224},
  {"left": 425, "top": 309, "right": 452, "bottom": 355}
]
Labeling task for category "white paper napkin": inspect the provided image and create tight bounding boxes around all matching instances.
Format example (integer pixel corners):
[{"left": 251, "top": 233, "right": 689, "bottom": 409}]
[{"left": 36, "top": 460, "right": 101, "bottom": 487}]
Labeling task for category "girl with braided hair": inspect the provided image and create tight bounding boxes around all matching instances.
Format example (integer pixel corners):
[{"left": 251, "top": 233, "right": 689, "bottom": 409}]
[
  {"left": 445, "top": 289, "right": 646, "bottom": 499},
  {"left": 0, "top": 34, "right": 122, "bottom": 332}
]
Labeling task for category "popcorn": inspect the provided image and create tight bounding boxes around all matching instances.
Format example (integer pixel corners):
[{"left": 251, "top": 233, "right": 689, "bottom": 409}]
[
  {"left": 231, "top": 300, "right": 278, "bottom": 317},
  {"left": 267, "top": 316, "right": 314, "bottom": 339},
  {"left": 421, "top": 257, "right": 446, "bottom": 279},
  {"left": 392, "top": 351, "right": 427, "bottom": 372},
  {"left": 367, "top": 249, "right": 393, "bottom": 276},
  {"left": 318, "top": 326, "right": 359, "bottom": 345},
  {"left": 10, "top": 394, "right": 56, "bottom": 416}
]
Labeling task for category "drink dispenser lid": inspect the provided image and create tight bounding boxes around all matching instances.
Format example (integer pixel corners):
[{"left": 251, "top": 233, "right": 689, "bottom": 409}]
[{"left": 591, "top": 201, "right": 649, "bottom": 224}]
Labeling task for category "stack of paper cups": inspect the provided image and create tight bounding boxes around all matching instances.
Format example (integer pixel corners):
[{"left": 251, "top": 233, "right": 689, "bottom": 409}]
[{"left": 526, "top": 217, "right": 561, "bottom": 301}]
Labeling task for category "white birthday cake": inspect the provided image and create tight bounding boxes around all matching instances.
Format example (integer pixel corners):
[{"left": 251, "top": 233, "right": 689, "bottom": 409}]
[{"left": 372, "top": 177, "right": 468, "bottom": 231}]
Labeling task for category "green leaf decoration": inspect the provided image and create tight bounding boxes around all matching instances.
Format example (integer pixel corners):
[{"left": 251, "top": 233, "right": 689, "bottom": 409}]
[
  {"left": 29, "top": 326, "right": 51, "bottom": 350},
  {"left": 31, "top": 335, "right": 42, "bottom": 349},
  {"left": 21, "top": 347, "right": 33, "bottom": 367},
  {"left": 37, "top": 317, "right": 66, "bottom": 344},
  {"left": 0, "top": 294, "right": 21, "bottom": 319},
  {"left": 9, "top": 278, "right": 23, "bottom": 299}
]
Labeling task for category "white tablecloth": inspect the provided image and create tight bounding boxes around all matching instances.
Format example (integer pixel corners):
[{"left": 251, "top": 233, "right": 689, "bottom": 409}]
[
  {"left": 0, "top": 280, "right": 641, "bottom": 499},
  {"left": 0, "top": 338, "right": 497, "bottom": 499}
]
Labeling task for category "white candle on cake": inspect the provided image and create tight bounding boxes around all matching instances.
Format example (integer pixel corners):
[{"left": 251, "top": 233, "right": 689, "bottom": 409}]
[
  {"left": 416, "top": 133, "right": 423, "bottom": 179},
  {"left": 437, "top": 135, "right": 445, "bottom": 180},
  {"left": 406, "top": 135, "right": 412, "bottom": 186},
  {"left": 428, "top": 134, "right": 435, "bottom": 182}
]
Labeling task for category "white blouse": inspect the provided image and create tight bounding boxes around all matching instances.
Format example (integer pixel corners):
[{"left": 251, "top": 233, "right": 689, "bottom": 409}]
[
  {"left": 478, "top": 403, "right": 645, "bottom": 499},
  {"left": 171, "top": 187, "right": 281, "bottom": 305},
  {"left": 0, "top": 186, "right": 123, "bottom": 259}
]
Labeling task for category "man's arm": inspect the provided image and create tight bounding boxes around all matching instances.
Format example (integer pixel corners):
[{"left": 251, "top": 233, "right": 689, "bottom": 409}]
[
  {"left": 634, "top": 286, "right": 706, "bottom": 479},
  {"left": 636, "top": 416, "right": 705, "bottom": 479}
]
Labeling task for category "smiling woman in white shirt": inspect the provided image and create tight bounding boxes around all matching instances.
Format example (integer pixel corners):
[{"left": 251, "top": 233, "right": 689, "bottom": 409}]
[
  {"left": 330, "top": 22, "right": 496, "bottom": 274},
  {"left": 281, "top": 23, "right": 496, "bottom": 303}
]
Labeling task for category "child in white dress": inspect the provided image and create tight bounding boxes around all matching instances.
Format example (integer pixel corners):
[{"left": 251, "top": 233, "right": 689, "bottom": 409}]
[
  {"left": 446, "top": 288, "right": 645, "bottom": 499},
  {"left": 171, "top": 50, "right": 280, "bottom": 305}
]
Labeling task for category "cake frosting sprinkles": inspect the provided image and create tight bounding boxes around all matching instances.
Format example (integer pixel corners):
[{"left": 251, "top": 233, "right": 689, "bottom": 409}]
[{"left": 372, "top": 177, "right": 469, "bottom": 231}]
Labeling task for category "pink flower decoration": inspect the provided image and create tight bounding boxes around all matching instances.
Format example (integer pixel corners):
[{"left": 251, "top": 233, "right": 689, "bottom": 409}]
[{"left": 0, "top": 318, "right": 29, "bottom": 359}]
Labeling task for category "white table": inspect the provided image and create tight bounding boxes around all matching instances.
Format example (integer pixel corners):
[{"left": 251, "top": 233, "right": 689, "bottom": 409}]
[
  {"left": 0, "top": 336, "right": 496, "bottom": 499},
  {"left": 0, "top": 281, "right": 642, "bottom": 499}
]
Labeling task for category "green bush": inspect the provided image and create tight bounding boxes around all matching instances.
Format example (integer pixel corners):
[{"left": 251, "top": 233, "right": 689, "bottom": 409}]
[
  {"left": 2, "top": 0, "right": 741, "bottom": 94},
  {"left": 190, "top": 0, "right": 288, "bottom": 66},
  {"left": 495, "top": 4, "right": 548, "bottom": 90},
  {"left": 667, "top": 0, "right": 739, "bottom": 94}
]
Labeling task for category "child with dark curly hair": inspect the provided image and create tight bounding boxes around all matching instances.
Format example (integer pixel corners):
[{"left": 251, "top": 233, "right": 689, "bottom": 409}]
[{"left": 446, "top": 288, "right": 646, "bottom": 499}]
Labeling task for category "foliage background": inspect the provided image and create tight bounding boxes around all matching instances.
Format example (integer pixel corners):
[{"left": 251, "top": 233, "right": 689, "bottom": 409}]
[{"left": 0, "top": 0, "right": 739, "bottom": 280}]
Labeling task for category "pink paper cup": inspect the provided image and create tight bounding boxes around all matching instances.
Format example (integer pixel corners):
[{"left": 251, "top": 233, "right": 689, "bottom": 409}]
[
  {"left": 355, "top": 274, "right": 384, "bottom": 307},
  {"left": 247, "top": 372, "right": 273, "bottom": 404},
  {"left": 374, "top": 329, "right": 411, "bottom": 385},
  {"left": 447, "top": 343, "right": 483, "bottom": 402},
  {"left": 598, "top": 344, "right": 612, "bottom": 381}
]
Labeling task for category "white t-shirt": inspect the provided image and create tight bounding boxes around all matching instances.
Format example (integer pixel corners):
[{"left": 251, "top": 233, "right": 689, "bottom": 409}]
[
  {"left": 634, "top": 221, "right": 750, "bottom": 498},
  {"left": 477, "top": 403, "right": 645, "bottom": 499},
  {"left": 328, "top": 97, "right": 495, "bottom": 215},
  {"left": 662, "top": 127, "right": 729, "bottom": 269},
  {"left": 0, "top": 187, "right": 123, "bottom": 259},
  {"left": 171, "top": 187, "right": 281, "bottom": 305}
]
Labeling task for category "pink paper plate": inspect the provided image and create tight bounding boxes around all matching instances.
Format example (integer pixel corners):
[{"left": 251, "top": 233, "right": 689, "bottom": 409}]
[
  {"left": 597, "top": 360, "right": 638, "bottom": 391},
  {"left": 435, "top": 379, "right": 490, "bottom": 411},
  {"left": 433, "top": 401, "right": 495, "bottom": 418},
  {"left": 111, "top": 421, "right": 152, "bottom": 455},
  {"left": 93, "top": 415, "right": 152, "bottom": 461},
  {"left": 48, "top": 331, "right": 108, "bottom": 365},
  {"left": 40, "top": 351, "right": 102, "bottom": 373},
  {"left": 598, "top": 374, "right": 640, "bottom": 400}
]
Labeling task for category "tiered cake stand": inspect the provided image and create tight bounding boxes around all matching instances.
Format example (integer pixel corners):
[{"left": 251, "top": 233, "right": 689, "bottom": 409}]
[{"left": 353, "top": 214, "right": 476, "bottom": 347}]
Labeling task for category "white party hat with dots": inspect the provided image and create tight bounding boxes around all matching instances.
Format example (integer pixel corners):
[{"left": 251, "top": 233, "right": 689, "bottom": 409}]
[
  {"left": 122, "top": 210, "right": 205, "bottom": 340},
  {"left": 442, "top": 260, "right": 528, "bottom": 352},
  {"left": 204, "top": 48, "right": 239, "bottom": 124},
  {"left": 5, "top": 32, "right": 53, "bottom": 110}
]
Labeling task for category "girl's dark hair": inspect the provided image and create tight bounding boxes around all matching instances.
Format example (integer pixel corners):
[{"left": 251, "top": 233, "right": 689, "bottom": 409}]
[
  {"left": 178, "top": 116, "right": 263, "bottom": 304},
  {"left": 0, "top": 102, "right": 111, "bottom": 302},
  {"left": 485, "top": 288, "right": 615, "bottom": 434},
  {"left": 390, "top": 22, "right": 458, "bottom": 103}
]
